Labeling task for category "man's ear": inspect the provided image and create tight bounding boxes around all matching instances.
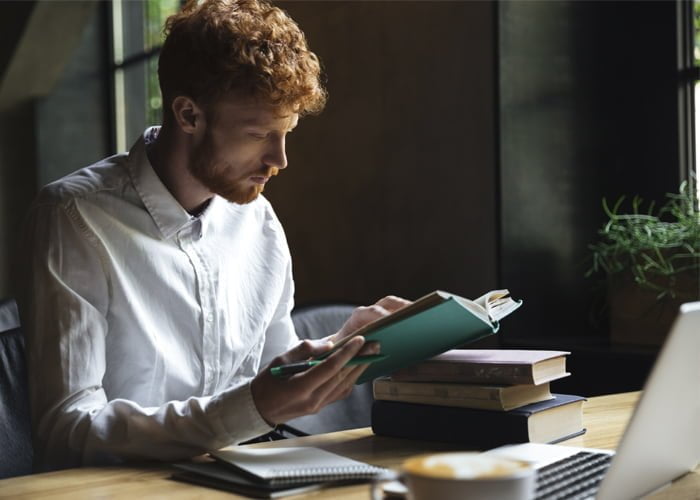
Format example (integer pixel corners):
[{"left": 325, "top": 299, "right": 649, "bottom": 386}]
[{"left": 171, "top": 95, "right": 204, "bottom": 134}]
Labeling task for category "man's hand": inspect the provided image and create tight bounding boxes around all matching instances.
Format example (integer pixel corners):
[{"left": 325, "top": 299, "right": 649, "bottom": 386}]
[
  {"left": 328, "top": 295, "right": 412, "bottom": 345},
  {"left": 250, "top": 295, "right": 411, "bottom": 426}
]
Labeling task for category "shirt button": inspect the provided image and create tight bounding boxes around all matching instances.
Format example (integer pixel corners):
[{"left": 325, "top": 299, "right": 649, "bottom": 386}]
[{"left": 206, "top": 313, "right": 214, "bottom": 323}]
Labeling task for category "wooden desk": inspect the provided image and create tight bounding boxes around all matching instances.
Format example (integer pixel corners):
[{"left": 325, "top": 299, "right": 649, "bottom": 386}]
[{"left": 1, "top": 392, "right": 697, "bottom": 499}]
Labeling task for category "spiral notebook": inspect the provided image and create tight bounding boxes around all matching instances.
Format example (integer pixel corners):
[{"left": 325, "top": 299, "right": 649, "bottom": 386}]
[
  {"left": 171, "top": 461, "right": 325, "bottom": 498},
  {"left": 210, "top": 446, "right": 387, "bottom": 486}
]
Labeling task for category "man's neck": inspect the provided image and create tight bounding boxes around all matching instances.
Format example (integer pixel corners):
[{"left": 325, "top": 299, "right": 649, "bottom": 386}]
[{"left": 146, "top": 124, "right": 213, "bottom": 215}]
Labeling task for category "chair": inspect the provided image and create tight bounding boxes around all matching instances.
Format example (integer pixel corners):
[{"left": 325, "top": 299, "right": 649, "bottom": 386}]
[
  {"left": 0, "top": 298, "right": 33, "bottom": 478},
  {"left": 286, "top": 303, "right": 375, "bottom": 434}
]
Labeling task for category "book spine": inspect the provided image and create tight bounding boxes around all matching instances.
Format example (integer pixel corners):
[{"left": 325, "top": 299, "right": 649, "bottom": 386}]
[
  {"left": 373, "top": 380, "right": 506, "bottom": 411},
  {"left": 391, "top": 364, "right": 534, "bottom": 385},
  {"left": 371, "top": 400, "right": 530, "bottom": 448}
]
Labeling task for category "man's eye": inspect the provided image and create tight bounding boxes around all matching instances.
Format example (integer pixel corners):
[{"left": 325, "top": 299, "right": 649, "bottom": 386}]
[{"left": 249, "top": 133, "right": 267, "bottom": 140}]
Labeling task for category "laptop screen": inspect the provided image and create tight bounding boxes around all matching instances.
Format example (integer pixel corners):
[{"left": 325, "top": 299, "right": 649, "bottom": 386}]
[{"left": 596, "top": 301, "right": 700, "bottom": 499}]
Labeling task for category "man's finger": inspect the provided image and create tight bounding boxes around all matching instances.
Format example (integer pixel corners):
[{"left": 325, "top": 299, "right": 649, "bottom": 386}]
[
  {"left": 374, "top": 295, "right": 412, "bottom": 313},
  {"left": 357, "top": 340, "right": 381, "bottom": 357},
  {"left": 276, "top": 338, "right": 334, "bottom": 365},
  {"left": 355, "top": 304, "right": 389, "bottom": 323},
  {"left": 294, "top": 335, "right": 365, "bottom": 388},
  {"left": 310, "top": 364, "right": 356, "bottom": 408},
  {"left": 318, "top": 363, "right": 367, "bottom": 405}
]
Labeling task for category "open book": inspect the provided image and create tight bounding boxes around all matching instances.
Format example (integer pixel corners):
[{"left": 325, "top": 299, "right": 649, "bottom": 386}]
[{"left": 321, "top": 289, "right": 522, "bottom": 384}]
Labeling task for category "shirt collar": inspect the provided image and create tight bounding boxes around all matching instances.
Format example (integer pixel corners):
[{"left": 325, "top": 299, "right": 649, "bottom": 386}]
[
  {"left": 127, "top": 127, "right": 194, "bottom": 240},
  {"left": 197, "top": 196, "right": 221, "bottom": 238}
]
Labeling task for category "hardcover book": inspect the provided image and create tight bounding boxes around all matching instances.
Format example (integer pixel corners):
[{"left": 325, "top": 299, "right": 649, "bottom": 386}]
[
  {"left": 390, "top": 349, "right": 570, "bottom": 385},
  {"left": 371, "top": 393, "right": 586, "bottom": 448},
  {"left": 318, "top": 290, "right": 522, "bottom": 384},
  {"left": 372, "top": 377, "right": 553, "bottom": 411}
]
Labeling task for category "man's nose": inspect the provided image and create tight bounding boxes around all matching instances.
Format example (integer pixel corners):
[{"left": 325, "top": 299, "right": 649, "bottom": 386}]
[{"left": 264, "top": 136, "right": 288, "bottom": 170}]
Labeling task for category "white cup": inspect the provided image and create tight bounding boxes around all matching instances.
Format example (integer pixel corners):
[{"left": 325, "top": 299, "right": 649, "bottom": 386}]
[{"left": 372, "top": 452, "right": 536, "bottom": 500}]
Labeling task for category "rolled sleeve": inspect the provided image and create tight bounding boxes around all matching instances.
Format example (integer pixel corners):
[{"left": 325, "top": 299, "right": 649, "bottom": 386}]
[{"left": 211, "top": 381, "right": 274, "bottom": 442}]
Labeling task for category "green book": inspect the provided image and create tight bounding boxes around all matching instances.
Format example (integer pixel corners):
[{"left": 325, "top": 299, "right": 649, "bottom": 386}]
[{"left": 323, "top": 289, "right": 522, "bottom": 384}]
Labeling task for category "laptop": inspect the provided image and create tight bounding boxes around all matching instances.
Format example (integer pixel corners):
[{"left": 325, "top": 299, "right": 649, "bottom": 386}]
[{"left": 484, "top": 301, "right": 700, "bottom": 499}]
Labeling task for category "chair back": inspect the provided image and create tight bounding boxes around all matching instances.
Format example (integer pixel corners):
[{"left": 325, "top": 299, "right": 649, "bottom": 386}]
[
  {"left": 0, "top": 298, "right": 33, "bottom": 478},
  {"left": 287, "top": 303, "right": 375, "bottom": 434}
]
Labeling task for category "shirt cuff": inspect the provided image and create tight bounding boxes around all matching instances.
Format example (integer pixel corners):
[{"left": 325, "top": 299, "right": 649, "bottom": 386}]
[{"left": 211, "top": 380, "right": 274, "bottom": 444}]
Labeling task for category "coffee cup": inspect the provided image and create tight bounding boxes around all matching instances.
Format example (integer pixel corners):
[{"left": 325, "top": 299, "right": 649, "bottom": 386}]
[{"left": 371, "top": 451, "right": 535, "bottom": 500}]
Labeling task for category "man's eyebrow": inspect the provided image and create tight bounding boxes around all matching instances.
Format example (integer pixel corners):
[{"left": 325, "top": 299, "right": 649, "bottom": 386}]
[
  {"left": 239, "top": 116, "right": 297, "bottom": 129},
  {"left": 240, "top": 118, "right": 272, "bottom": 126}
]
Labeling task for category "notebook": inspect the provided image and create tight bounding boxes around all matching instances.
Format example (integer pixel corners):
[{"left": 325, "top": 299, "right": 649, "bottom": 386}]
[
  {"left": 483, "top": 300, "right": 700, "bottom": 499},
  {"left": 172, "top": 461, "right": 325, "bottom": 499},
  {"left": 210, "top": 446, "right": 387, "bottom": 486}
]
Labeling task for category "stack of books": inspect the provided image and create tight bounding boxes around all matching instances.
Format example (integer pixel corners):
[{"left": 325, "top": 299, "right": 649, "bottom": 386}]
[{"left": 371, "top": 349, "right": 586, "bottom": 448}]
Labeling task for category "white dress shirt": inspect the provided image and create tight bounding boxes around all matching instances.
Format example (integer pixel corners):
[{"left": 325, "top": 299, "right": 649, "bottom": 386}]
[{"left": 20, "top": 128, "right": 299, "bottom": 470}]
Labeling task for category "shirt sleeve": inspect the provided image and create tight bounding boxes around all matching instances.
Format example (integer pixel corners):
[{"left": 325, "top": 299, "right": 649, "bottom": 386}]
[{"left": 20, "top": 199, "right": 272, "bottom": 471}]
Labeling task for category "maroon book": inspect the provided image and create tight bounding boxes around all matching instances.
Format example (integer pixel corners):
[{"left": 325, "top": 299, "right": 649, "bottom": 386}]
[{"left": 390, "top": 349, "right": 570, "bottom": 385}]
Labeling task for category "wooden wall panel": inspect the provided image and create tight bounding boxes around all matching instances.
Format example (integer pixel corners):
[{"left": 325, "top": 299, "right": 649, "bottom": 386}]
[{"left": 265, "top": 1, "right": 498, "bottom": 307}]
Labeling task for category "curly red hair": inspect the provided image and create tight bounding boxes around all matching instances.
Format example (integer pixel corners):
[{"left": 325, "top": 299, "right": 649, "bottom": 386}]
[{"left": 158, "top": 0, "right": 326, "bottom": 116}]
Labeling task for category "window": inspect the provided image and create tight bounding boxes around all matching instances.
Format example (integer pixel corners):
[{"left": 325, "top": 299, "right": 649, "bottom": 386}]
[
  {"left": 694, "top": 1, "right": 700, "bottom": 198},
  {"left": 679, "top": 0, "right": 700, "bottom": 200},
  {"left": 111, "top": 0, "right": 180, "bottom": 152}
]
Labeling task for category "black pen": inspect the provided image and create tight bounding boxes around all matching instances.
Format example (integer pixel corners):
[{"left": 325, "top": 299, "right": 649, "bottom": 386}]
[{"left": 270, "top": 354, "right": 388, "bottom": 377}]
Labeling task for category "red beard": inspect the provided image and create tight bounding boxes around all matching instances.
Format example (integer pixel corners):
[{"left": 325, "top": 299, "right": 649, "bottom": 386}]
[{"left": 188, "top": 133, "right": 278, "bottom": 205}]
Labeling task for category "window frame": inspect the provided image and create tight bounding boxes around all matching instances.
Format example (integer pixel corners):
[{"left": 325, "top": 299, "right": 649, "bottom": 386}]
[
  {"left": 679, "top": 0, "right": 699, "bottom": 197},
  {"left": 107, "top": 0, "right": 179, "bottom": 152}
]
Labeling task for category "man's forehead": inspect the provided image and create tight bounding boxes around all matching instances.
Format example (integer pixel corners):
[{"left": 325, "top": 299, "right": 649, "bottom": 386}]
[{"left": 213, "top": 94, "right": 298, "bottom": 128}]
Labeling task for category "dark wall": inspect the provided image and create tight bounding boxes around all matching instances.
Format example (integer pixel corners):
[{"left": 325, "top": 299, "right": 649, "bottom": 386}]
[
  {"left": 266, "top": 1, "right": 499, "bottom": 307},
  {"left": 0, "top": 103, "right": 38, "bottom": 299},
  {"left": 0, "top": 1, "right": 102, "bottom": 299},
  {"left": 499, "top": 1, "right": 681, "bottom": 342},
  {"left": 0, "top": 2, "right": 35, "bottom": 75},
  {"left": 0, "top": 1, "right": 37, "bottom": 300}
]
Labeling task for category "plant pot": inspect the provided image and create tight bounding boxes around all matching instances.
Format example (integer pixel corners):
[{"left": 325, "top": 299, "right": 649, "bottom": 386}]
[{"left": 607, "top": 271, "right": 699, "bottom": 347}]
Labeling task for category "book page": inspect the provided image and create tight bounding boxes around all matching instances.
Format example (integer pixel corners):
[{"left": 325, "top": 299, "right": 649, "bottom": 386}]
[
  {"left": 470, "top": 289, "right": 523, "bottom": 322},
  {"left": 450, "top": 295, "right": 490, "bottom": 324},
  {"left": 451, "top": 289, "right": 520, "bottom": 324}
]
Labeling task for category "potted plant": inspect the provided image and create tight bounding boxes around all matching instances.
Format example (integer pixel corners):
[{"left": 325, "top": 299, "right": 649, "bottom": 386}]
[{"left": 586, "top": 181, "right": 700, "bottom": 346}]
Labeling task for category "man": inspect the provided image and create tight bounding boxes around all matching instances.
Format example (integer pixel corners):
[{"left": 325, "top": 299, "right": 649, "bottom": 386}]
[{"left": 20, "top": 0, "right": 408, "bottom": 470}]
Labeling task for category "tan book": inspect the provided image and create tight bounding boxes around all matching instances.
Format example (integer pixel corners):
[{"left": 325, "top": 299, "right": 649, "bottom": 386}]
[
  {"left": 390, "top": 349, "right": 570, "bottom": 385},
  {"left": 373, "top": 377, "right": 553, "bottom": 411}
]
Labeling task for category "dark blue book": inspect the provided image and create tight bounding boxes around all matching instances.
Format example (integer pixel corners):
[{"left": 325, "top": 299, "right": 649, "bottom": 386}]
[{"left": 371, "top": 393, "right": 586, "bottom": 448}]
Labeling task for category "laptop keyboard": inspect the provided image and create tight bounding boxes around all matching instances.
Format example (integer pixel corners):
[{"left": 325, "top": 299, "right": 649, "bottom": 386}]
[{"left": 535, "top": 451, "right": 613, "bottom": 500}]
